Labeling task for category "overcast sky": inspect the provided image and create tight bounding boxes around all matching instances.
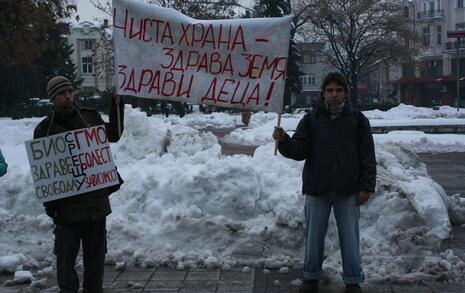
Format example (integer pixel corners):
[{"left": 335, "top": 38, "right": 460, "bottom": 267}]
[
  {"left": 75, "top": 0, "right": 109, "bottom": 22},
  {"left": 74, "top": 0, "right": 254, "bottom": 23}
]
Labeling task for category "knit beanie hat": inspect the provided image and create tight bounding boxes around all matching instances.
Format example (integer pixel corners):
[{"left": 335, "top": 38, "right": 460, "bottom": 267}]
[{"left": 47, "top": 76, "right": 73, "bottom": 101}]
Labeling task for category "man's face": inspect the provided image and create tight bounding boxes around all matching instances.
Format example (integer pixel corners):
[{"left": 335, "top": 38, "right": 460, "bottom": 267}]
[
  {"left": 323, "top": 81, "right": 346, "bottom": 106},
  {"left": 53, "top": 89, "right": 74, "bottom": 110}
]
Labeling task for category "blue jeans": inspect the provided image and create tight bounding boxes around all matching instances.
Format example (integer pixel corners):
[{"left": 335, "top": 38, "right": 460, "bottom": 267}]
[{"left": 302, "top": 194, "right": 365, "bottom": 284}]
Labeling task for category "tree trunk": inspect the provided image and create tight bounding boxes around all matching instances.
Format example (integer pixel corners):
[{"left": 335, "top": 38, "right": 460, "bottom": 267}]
[{"left": 350, "top": 74, "right": 358, "bottom": 108}]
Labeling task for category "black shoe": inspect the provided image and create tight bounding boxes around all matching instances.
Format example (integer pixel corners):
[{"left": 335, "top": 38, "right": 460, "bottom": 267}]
[
  {"left": 299, "top": 279, "right": 319, "bottom": 293},
  {"left": 345, "top": 283, "right": 362, "bottom": 293}
]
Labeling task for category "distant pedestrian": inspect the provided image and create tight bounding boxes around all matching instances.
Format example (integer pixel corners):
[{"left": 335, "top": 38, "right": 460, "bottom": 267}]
[
  {"left": 273, "top": 72, "right": 376, "bottom": 293},
  {"left": 161, "top": 101, "right": 170, "bottom": 117},
  {"left": 33, "top": 76, "right": 125, "bottom": 293},
  {"left": 173, "top": 101, "right": 186, "bottom": 117},
  {"left": 0, "top": 148, "right": 7, "bottom": 177},
  {"left": 241, "top": 110, "right": 251, "bottom": 127}
]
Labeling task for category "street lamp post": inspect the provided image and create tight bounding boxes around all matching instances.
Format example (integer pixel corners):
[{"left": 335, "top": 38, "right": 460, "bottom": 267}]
[
  {"left": 407, "top": 0, "right": 416, "bottom": 105},
  {"left": 408, "top": 0, "right": 416, "bottom": 52},
  {"left": 457, "top": 39, "right": 460, "bottom": 111},
  {"left": 447, "top": 30, "right": 465, "bottom": 112}
]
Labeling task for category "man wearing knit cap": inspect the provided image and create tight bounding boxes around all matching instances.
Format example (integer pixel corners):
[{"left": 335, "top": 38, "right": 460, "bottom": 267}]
[{"left": 34, "top": 75, "right": 125, "bottom": 293}]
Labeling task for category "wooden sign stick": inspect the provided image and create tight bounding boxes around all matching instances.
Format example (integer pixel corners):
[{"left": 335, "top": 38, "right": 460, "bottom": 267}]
[
  {"left": 274, "top": 112, "right": 282, "bottom": 156},
  {"left": 115, "top": 94, "right": 122, "bottom": 138}
]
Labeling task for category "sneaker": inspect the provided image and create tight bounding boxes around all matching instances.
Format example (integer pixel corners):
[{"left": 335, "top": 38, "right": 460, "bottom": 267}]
[
  {"left": 345, "top": 283, "right": 362, "bottom": 293},
  {"left": 299, "top": 279, "right": 319, "bottom": 293}
]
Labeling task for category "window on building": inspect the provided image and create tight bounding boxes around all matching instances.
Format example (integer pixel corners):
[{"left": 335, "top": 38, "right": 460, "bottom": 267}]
[
  {"left": 437, "top": 25, "right": 442, "bottom": 45},
  {"left": 404, "top": 6, "right": 409, "bottom": 18},
  {"left": 303, "top": 52, "right": 316, "bottom": 64},
  {"left": 423, "top": 26, "right": 430, "bottom": 47},
  {"left": 81, "top": 39, "right": 94, "bottom": 50},
  {"left": 458, "top": 0, "right": 464, "bottom": 8},
  {"left": 82, "top": 57, "right": 93, "bottom": 74},
  {"left": 421, "top": 60, "right": 443, "bottom": 77},
  {"left": 300, "top": 76, "right": 316, "bottom": 87},
  {"left": 456, "top": 22, "right": 465, "bottom": 29},
  {"left": 423, "top": 2, "right": 427, "bottom": 11}
]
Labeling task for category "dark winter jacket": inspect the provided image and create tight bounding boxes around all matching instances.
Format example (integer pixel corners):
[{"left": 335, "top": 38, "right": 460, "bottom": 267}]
[
  {"left": 278, "top": 98, "right": 376, "bottom": 196},
  {"left": 33, "top": 103, "right": 124, "bottom": 224}
]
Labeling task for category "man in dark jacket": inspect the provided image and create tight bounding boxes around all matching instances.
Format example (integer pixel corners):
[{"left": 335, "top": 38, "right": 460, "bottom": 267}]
[
  {"left": 34, "top": 76, "right": 124, "bottom": 293},
  {"left": 273, "top": 72, "right": 376, "bottom": 293}
]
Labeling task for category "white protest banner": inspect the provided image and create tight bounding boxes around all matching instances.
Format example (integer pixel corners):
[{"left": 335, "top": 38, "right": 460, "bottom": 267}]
[
  {"left": 113, "top": 0, "right": 291, "bottom": 113},
  {"left": 25, "top": 125, "right": 119, "bottom": 203}
]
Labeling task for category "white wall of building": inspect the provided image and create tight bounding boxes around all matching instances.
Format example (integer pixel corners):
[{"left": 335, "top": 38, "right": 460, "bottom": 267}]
[{"left": 69, "top": 21, "right": 113, "bottom": 95}]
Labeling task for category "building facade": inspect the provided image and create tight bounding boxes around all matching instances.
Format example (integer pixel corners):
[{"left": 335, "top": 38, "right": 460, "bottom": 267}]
[
  {"left": 292, "top": 43, "right": 332, "bottom": 107},
  {"left": 68, "top": 20, "right": 113, "bottom": 96},
  {"left": 294, "top": 43, "right": 401, "bottom": 106},
  {"left": 394, "top": 0, "right": 465, "bottom": 107}
]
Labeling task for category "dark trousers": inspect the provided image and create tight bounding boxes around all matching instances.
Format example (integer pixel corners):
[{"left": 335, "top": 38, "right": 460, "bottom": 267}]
[{"left": 53, "top": 218, "right": 107, "bottom": 293}]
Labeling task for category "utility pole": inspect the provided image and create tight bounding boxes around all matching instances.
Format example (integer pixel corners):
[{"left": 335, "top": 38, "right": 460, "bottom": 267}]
[
  {"left": 457, "top": 38, "right": 460, "bottom": 112},
  {"left": 447, "top": 30, "right": 465, "bottom": 112},
  {"left": 408, "top": 0, "right": 415, "bottom": 52}
]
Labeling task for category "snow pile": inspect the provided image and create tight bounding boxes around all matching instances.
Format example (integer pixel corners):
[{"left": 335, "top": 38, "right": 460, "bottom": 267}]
[
  {"left": 371, "top": 144, "right": 451, "bottom": 240},
  {"left": 164, "top": 111, "right": 242, "bottom": 129},
  {"left": 14, "top": 270, "right": 33, "bottom": 283},
  {"left": 448, "top": 195, "right": 465, "bottom": 225},
  {"left": 222, "top": 112, "right": 300, "bottom": 146},
  {"left": 364, "top": 104, "right": 465, "bottom": 120},
  {"left": 374, "top": 131, "right": 465, "bottom": 153},
  {"left": 0, "top": 254, "right": 28, "bottom": 273},
  {"left": 0, "top": 107, "right": 465, "bottom": 283},
  {"left": 223, "top": 111, "right": 465, "bottom": 152}
]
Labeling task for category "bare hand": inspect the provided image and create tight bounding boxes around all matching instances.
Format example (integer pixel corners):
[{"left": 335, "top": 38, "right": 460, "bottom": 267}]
[
  {"left": 113, "top": 94, "right": 121, "bottom": 105},
  {"left": 356, "top": 190, "right": 370, "bottom": 206},
  {"left": 273, "top": 126, "right": 286, "bottom": 142}
]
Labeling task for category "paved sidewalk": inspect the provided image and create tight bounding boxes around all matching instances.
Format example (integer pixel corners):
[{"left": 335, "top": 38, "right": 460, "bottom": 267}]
[
  {"left": 418, "top": 152, "right": 465, "bottom": 195},
  {"left": 0, "top": 266, "right": 256, "bottom": 293},
  {"left": 2, "top": 262, "right": 465, "bottom": 292}
]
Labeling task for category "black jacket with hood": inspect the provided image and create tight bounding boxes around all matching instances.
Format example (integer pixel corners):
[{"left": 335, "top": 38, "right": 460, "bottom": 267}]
[{"left": 277, "top": 98, "right": 376, "bottom": 196}]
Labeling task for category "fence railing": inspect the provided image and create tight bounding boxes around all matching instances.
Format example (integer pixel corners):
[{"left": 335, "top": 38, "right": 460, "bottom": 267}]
[{"left": 417, "top": 9, "right": 444, "bottom": 20}]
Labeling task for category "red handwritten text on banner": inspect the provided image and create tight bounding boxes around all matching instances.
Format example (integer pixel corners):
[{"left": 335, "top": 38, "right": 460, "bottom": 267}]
[{"left": 113, "top": 0, "right": 291, "bottom": 113}]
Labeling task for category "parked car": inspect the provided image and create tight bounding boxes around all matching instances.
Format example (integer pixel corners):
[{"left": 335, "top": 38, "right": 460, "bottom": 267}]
[{"left": 36, "top": 99, "right": 53, "bottom": 107}]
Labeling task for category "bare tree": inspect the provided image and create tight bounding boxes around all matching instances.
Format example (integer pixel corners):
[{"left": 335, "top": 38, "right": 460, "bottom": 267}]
[
  {"left": 298, "top": 0, "right": 416, "bottom": 106},
  {"left": 88, "top": 0, "right": 239, "bottom": 19},
  {"left": 91, "top": 22, "right": 114, "bottom": 91}
]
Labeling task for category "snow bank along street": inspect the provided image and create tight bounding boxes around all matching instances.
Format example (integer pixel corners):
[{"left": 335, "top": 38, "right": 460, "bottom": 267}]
[{"left": 0, "top": 104, "right": 465, "bottom": 285}]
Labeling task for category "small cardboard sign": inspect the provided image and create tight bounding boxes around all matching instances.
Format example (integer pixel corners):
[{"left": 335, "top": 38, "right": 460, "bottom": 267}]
[{"left": 25, "top": 125, "right": 119, "bottom": 203}]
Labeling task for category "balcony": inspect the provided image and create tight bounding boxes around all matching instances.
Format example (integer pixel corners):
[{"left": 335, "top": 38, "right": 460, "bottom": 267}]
[{"left": 417, "top": 9, "right": 444, "bottom": 20}]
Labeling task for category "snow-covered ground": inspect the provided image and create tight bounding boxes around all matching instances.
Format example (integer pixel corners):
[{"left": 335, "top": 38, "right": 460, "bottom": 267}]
[
  {"left": 364, "top": 104, "right": 465, "bottom": 120},
  {"left": 0, "top": 104, "right": 465, "bottom": 283},
  {"left": 224, "top": 104, "right": 465, "bottom": 153}
]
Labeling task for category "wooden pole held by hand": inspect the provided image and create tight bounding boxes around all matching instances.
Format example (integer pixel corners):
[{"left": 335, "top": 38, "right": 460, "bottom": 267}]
[
  {"left": 274, "top": 113, "right": 282, "bottom": 156},
  {"left": 115, "top": 94, "right": 122, "bottom": 138}
]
